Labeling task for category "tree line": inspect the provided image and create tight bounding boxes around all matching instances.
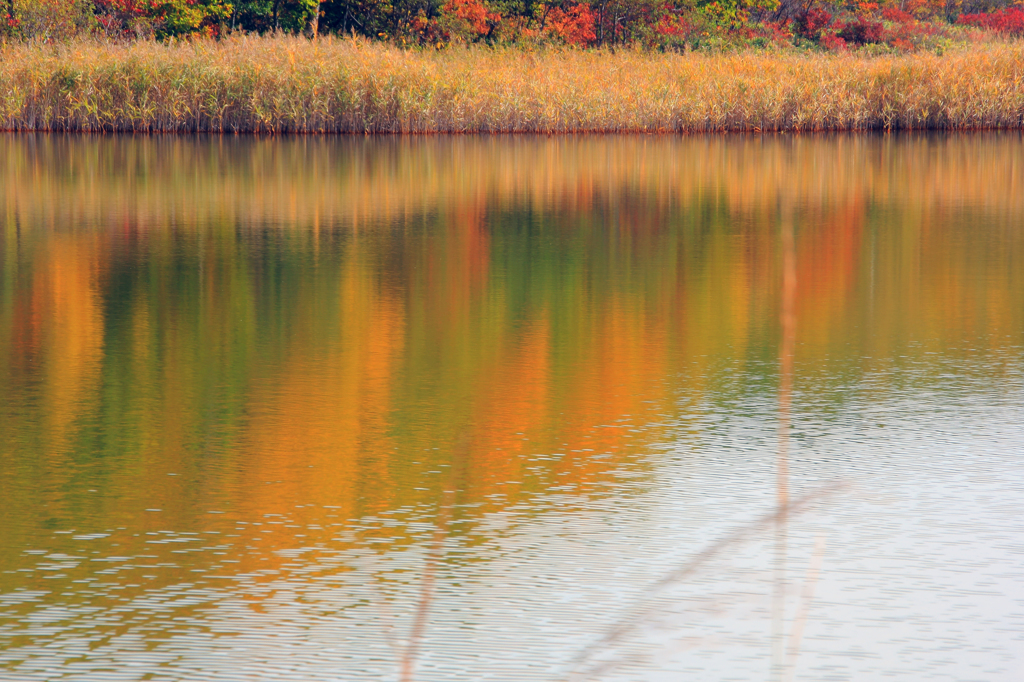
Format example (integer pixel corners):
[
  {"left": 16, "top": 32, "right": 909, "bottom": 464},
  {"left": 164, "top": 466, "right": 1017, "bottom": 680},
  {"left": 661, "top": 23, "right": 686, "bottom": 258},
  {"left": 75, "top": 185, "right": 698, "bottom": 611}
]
[{"left": 2, "top": 0, "right": 1021, "bottom": 47}]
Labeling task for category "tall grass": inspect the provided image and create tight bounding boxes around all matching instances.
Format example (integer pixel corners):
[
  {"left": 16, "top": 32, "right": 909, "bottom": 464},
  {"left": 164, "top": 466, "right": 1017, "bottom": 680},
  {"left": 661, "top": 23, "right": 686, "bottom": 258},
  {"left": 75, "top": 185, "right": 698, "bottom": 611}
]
[{"left": 2, "top": 36, "right": 1024, "bottom": 132}]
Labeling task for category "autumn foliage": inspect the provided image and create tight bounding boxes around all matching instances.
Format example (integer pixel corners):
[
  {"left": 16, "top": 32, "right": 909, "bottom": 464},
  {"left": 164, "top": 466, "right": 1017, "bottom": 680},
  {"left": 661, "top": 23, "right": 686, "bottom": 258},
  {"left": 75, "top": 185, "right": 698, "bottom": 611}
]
[
  {"left": 445, "top": 0, "right": 500, "bottom": 37},
  {"left": 544, "top": 3, "right": 597, "bottom": 45},
  {"left": 958, "top": 6, "right": 1024, "bottom": 36},
  {"left": 1, "top": 0, "right": 1023, "bottom": 50}
]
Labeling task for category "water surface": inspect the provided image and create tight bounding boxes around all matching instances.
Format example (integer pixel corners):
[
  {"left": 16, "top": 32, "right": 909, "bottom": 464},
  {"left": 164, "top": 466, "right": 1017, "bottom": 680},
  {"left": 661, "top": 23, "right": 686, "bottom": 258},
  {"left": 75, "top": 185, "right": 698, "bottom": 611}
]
[{"left": 1, "top": 133, "right": 1023, "bottom": 681}]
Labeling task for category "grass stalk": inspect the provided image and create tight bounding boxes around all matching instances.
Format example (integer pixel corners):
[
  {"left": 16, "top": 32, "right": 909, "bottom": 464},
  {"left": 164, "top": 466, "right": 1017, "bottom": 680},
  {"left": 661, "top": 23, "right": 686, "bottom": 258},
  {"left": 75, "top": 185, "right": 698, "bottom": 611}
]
[{"left": 2, "top": 37, "right": 1023, "bottom": 133}]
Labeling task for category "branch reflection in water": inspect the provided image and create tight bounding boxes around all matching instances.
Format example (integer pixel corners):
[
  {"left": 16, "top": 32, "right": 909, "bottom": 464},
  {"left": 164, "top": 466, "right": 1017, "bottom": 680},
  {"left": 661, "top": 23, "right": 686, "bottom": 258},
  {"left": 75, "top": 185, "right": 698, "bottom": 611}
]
[{"left": 1, "top": 133, "right": 1022, "bottom": 682}]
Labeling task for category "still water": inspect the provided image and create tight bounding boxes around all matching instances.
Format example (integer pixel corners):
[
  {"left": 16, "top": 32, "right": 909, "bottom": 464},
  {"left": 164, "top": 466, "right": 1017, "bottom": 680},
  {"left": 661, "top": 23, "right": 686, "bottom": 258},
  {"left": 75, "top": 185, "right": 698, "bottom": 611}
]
[{"left": 1, "top": 134, "right": 1022, "bottom": 681}]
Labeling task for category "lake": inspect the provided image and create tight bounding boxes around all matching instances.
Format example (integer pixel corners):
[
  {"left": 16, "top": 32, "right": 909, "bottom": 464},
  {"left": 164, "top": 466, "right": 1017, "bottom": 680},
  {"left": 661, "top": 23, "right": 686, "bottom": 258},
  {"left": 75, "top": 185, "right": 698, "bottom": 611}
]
[{"left": 1, "top": 133, "right": 1022, "bottom": 681}]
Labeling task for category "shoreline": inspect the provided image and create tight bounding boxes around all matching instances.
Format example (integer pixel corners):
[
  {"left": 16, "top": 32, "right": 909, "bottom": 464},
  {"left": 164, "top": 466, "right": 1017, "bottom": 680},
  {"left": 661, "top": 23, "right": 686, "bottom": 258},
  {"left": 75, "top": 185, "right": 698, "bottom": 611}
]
[
  {"left": 4, "top": 127, "right": 1024, "bottom": 135},
  {"left": 3, "top": 36, "right": 1023, "bottom": 134}
]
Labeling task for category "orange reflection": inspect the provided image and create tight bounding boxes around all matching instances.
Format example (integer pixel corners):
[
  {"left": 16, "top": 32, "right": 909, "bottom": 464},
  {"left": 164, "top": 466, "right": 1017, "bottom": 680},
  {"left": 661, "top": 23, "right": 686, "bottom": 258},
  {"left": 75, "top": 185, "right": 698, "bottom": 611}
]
[
  {"left": 29, "top": 234, "right": 105, "bottom": 458},
  {"left": 2, "top": 134, "right": 1023, "bottom": 598}
]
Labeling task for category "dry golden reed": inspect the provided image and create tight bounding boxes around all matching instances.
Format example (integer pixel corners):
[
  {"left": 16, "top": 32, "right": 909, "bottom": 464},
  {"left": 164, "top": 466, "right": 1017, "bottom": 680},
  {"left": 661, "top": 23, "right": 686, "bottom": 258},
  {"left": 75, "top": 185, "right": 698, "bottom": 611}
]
[{"left": 2, "top": 35, "right": 1024, "bottom": 133}]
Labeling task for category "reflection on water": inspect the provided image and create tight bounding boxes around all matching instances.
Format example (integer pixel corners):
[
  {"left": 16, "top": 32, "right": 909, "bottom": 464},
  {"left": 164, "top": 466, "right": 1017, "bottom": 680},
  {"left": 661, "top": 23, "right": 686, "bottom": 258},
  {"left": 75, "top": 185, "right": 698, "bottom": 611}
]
[{"left": 1, "top": 134, "right": 1022, "bottom": 681}]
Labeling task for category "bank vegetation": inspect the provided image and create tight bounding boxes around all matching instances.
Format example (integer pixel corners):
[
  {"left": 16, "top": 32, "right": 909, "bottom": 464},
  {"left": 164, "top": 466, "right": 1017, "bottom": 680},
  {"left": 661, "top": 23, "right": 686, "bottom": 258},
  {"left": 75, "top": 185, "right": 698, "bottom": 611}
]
[{"left": 1, "top": 37, "right": 1023, "bottom": 133}]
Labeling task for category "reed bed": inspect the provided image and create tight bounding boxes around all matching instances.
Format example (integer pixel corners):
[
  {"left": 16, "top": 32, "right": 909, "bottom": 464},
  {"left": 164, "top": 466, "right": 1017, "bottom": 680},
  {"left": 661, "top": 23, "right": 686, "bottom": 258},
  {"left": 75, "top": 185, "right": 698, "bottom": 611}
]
[{"left": 2, "top": 36, "right": 1024, "bottom": 132}]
